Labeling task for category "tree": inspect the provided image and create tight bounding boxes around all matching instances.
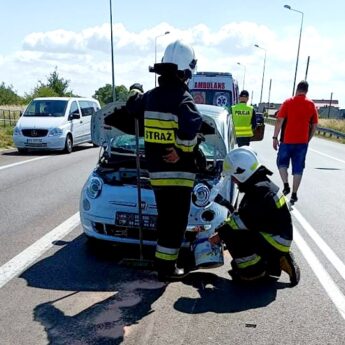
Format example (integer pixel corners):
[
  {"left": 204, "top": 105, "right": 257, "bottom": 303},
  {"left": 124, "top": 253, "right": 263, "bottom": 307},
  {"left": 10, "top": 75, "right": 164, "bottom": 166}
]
[
  {"left": 93, "top": 84, "right": 129, "bottom": 106},
  {"left": 0, "top": 83, "right": 23, "bottom": 105},
  {"left": 25, "top": 68, "right": 74, "bottom": 102}
]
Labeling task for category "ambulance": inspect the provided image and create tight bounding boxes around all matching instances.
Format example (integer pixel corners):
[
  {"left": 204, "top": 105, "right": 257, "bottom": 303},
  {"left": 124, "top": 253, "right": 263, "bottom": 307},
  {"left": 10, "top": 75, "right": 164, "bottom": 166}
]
[{"left": 188, "top": 71, "right": 239, "bottom": 108}]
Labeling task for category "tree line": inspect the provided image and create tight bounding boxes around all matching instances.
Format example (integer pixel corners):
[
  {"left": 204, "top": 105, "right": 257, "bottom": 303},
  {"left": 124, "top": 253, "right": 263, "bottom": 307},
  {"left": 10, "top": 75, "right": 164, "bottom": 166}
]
[{"left": 0, "top": 68, "right": 129, "bottom": 107}]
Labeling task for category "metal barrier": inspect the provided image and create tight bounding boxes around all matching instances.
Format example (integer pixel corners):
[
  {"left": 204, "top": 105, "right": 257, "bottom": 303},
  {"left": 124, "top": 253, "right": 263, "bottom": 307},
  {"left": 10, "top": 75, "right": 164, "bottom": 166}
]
[{"left": 264, "top": 117, "right": 345, "bottom": 140}]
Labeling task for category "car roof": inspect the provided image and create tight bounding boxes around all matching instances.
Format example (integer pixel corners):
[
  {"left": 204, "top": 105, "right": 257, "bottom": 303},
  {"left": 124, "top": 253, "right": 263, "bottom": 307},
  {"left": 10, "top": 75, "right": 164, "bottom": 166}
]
[{"left": 33, "top": 97, "right": 98, "bottom": 102}]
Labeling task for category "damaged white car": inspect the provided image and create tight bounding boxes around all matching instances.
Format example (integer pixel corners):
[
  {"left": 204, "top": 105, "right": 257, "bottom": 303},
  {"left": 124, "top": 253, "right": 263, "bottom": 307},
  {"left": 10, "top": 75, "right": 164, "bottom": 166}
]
[{"left": 80, "top": 103, "right": 237, "bottom": 250}]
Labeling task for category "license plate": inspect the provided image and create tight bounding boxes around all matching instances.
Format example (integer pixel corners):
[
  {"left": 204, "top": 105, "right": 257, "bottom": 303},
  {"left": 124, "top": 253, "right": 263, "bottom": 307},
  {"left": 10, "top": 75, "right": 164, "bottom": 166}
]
[
  {"left": 27, "top": 138, "right": 42, "bottom": 143},
  {"left": 115, "top": 212, "right": 157, "bottom": 229}
]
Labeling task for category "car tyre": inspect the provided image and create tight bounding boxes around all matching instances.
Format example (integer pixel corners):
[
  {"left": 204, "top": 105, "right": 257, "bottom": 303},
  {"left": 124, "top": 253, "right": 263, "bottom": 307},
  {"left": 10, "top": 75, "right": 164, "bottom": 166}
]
[
  {"left": 17, "top": 148, "right": 28, "bottom": 154},
  {"left": 64, "top": 134, "right": 73, "bottom": 154}
]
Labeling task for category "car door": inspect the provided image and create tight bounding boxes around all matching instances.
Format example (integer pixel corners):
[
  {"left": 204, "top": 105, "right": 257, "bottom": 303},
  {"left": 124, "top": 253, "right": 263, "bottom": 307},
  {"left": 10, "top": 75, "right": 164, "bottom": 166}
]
[
  {"left": 68, "top": 100, "right": 84, "bottom": 144},
  {"left": 78, "top": 100, "right": 96, "bottom": 142}
]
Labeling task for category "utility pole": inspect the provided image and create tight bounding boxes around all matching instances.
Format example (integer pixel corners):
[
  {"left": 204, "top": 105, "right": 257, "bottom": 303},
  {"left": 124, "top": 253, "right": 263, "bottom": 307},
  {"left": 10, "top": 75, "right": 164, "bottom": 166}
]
[
  {"left": 267, "top": 79, "right": 272, "bottom": 116},
  {"left": 305, "top": 56, "right": 310, "bottom": 80},
  {"left": 328, "top": 92, "right": 333, "bottom": 118}
]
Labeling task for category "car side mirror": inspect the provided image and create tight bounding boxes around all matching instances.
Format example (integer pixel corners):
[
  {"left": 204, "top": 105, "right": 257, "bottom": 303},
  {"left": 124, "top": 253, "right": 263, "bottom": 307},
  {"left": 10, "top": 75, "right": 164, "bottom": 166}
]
[{"left": 69, "top": 112, "right": 80, "bottom": 120}]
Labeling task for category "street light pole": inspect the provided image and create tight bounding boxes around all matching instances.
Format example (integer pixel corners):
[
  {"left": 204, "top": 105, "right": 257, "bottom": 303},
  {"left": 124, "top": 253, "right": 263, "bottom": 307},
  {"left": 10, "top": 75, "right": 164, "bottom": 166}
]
[
  {"left": 254, "top": 44, "right": 266, "bottom": 105},
  {"left": 109, "top": 0, "right": 116, "bottom": 103},
  {"left": 154, "top": 31, "right": 170, "bottom": 87},
  {"left": 284, "top": 4, "right": 304, "bottom": 96},
  {"left": 237, "top": 62, "right": 246, "bottom": 90}
]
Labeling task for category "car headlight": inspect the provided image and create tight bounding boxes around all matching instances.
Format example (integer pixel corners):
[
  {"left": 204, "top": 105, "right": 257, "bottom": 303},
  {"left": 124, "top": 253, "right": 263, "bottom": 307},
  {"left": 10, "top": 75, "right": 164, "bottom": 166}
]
[
  {"left": 13, "top": 127, "right": 21, "bottom": 136},
  {"left": 192, "top": 183, "right": 210, "bottom": 207},
  {"left": 49, "top": 128, "right": 63, "bottom": 136},
  {"left": 86, "top": 177, "right": 103, "bottom": 199}
]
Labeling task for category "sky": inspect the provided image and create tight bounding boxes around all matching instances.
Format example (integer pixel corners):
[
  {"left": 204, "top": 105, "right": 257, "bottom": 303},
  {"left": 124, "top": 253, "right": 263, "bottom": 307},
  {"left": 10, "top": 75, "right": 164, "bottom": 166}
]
[{"left": 1, "top": 0, "right": 345, "bottom": 108}]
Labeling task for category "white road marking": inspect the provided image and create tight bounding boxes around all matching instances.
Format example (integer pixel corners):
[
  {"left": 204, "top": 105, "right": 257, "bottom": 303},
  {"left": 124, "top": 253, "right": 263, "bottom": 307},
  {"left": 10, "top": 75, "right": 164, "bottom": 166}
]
[
  {"left": 293, "top": 227, "right": 345, "bottom": 320},
  {"left": 0, "top": 156, "right": 48, "bottom": 171},
  {"left": 309, "top": 148, "right": 345, "bottom": 164},
  {"left": 0, "top": 212, "right": 80, "bottom": 289},
  {"left": 292, "top": 207, "right": 345, "bottom": 281}
]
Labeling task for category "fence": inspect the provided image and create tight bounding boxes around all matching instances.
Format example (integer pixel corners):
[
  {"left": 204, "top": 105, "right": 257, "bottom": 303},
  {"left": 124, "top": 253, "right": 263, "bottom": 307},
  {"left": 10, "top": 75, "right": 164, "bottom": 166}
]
[{"left": 0, "top": 109, "right": 22, "bottom": 127}]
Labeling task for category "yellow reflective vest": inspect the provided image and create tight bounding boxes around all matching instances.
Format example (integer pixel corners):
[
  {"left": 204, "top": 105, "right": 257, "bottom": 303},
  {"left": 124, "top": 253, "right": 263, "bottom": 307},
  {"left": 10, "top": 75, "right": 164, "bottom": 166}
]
[{"left": 231, "top": 103, "right": 254, "bottom": 138}]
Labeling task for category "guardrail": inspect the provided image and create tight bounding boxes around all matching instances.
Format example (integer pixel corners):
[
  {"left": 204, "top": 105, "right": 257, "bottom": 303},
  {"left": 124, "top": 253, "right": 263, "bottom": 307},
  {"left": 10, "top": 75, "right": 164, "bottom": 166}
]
[{"left": 264, "top": 117, "right": 345, "bottom": 140}]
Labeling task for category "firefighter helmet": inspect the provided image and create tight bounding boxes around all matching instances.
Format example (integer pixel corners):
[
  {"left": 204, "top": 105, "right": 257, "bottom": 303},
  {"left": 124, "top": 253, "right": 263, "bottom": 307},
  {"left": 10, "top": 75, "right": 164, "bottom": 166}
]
[
  {"left": 162, "top": 40, "right": 197, "bottom": 79},
  {"left": 223, "top": 147, "right": 261, "bottom": 183}
]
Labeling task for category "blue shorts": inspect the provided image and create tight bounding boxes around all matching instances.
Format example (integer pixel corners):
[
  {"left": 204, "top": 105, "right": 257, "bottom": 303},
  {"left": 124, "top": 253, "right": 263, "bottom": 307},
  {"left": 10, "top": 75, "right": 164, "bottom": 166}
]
[{"left": 277, "top": 143, "right": 308, "bottom": 175}]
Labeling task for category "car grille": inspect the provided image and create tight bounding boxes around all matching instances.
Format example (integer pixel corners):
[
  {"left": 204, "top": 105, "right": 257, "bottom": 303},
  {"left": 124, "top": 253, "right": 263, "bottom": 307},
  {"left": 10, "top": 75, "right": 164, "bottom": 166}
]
[
  {"left": 22, "top": 129, "right": 48, "bottom": 137},
  {"left": 94, "top": 222, "right": 157, "bottom": 241}
]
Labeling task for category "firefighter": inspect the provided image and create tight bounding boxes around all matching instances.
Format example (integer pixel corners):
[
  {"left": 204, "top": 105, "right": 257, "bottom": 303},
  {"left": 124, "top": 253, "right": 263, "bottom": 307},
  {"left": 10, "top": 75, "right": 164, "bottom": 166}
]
[
  {"left": 231, "top": 90, "right": 257, "bottom": 147},
  {"left": 209, "top": 146, "right": 300, "bottom": 287},
  {"left": 126, "top": 40, "right": 202, "bottom": 281}
]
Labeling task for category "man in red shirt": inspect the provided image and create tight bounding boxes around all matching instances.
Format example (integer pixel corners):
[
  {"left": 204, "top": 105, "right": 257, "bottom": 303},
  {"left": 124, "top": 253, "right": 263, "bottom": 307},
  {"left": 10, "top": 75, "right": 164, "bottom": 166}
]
[{"left": 272, "top": 80, "right": 318, "bottom": 204}]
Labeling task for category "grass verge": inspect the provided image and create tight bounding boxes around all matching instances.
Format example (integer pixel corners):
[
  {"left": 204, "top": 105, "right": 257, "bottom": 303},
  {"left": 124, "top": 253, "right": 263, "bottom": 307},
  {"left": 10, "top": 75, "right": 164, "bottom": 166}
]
[{"left": 0, "top": 125, "right": 14, "bottom": 149}]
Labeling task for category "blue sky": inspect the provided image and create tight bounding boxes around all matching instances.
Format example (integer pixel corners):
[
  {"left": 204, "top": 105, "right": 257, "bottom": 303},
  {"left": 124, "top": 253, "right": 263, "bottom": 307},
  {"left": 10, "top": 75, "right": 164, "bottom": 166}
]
[{"left": 1, "top": 0, "right": 345, "bottom": 107}]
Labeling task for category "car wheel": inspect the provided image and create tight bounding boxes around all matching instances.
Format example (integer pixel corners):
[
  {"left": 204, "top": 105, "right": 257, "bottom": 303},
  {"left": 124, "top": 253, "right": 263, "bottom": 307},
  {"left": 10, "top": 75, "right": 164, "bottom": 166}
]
[
  {"left": 64, "top": 134, "right": 73, "bottom": 153},
  {"left": 17, "top": 148, "right": 28, "bottom": 154}
]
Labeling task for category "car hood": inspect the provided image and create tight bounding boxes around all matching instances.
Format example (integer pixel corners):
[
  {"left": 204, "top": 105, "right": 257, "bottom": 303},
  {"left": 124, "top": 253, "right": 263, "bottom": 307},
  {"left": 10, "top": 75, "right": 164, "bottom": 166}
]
[
  {"left": 16, "top": 116, "right": 65, "bottom": 129},
  {"left": 91, "top": 102, "right": 227, "bottom": 157}
]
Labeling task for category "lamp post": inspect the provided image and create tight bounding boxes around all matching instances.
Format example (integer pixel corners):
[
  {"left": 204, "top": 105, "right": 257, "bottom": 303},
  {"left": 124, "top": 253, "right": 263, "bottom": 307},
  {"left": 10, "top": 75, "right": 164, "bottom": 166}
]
[
  {"left": 109, "top": 0, "right": 116, "bottom": 102},
  {"left": 237, "top": 62, "right": 246, "bottom": 90},
  {"left": 154, "top": 31, "right": 170, "bottom": 87},
  {"left": 254, "top": 44, "right": 266, "bottom": 105},
  {"left": 284, "top": 4, "right": 304, "bottom": 96}
]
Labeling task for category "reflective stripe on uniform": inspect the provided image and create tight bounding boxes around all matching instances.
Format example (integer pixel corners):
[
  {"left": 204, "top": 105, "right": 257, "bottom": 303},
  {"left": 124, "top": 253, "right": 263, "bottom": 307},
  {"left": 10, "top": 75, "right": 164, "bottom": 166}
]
[
  {"left": 225, "top": 214, "right": 248, "bottom": 230},
  {"left": 234, "top": 126, "right": 254, "bottom": 137},
  {"left": 175, "top": 136, "right": 198, "bottom": 152},
  {"left": 235, "top": 253, "right": 261, "bottom": 269},
  {"left": 155, "top": 245, "right": 179, "bottom": 261},
  {"left": 145, "top": 111, "right": 178, "bottom": 123},
  {"left": 260, "top": 232, "right": 291, "bottom": 252},
  {"left": 144, "top": 128, "right": 175, "bottom": 144},
  {"left": 273, "top": 191, "right": 286, "bottom": 209},
  {"left": 149, "top": 171, "right": 195, "bottom": 188},
  {"left": 144, "top": 111, "right": 178, "bottom": 144}
]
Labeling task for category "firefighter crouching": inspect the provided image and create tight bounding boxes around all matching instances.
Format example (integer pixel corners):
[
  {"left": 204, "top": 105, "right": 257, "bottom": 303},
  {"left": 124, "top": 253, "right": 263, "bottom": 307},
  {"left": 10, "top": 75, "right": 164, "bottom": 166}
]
[
  {"left": 209, "top": 146, "right": 300, "bottom": 287},
  {"left": 126, "top": 40, "right": 202, "bottom": 281}
]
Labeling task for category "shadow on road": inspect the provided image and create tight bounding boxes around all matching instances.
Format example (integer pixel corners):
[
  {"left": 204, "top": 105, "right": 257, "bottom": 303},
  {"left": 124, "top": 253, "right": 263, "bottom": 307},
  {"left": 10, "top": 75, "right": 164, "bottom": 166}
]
[
  {"left": 20, "top": 235, "right": 166, "bottom": 344},
  {"left": 174, "top": 271, "right": 290, "bottom": 315}
]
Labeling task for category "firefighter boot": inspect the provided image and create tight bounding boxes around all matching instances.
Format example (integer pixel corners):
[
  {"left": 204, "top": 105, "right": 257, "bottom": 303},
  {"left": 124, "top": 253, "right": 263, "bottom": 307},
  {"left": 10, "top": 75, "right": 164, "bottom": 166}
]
[
  {"left": 157, "top": 266, "right": 189, "bottom": 282},
  {"left": 280, "top": 252, "right": 300, "bottom": 287}
]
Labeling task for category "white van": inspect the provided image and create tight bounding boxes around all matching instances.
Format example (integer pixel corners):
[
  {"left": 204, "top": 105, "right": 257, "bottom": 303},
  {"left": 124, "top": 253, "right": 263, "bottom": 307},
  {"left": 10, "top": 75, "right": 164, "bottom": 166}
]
[{"left": 13, "top": 97, "right": 101, "bottom": 153}]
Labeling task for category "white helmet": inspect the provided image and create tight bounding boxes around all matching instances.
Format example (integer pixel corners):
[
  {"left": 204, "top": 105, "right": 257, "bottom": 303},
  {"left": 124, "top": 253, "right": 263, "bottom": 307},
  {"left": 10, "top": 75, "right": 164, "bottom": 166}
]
[
  {"left": 162, "top": 40, "right": 197, "bottom": 78},
  {"left": 223, "top": 147, "right": 261, "bottom": 183}
]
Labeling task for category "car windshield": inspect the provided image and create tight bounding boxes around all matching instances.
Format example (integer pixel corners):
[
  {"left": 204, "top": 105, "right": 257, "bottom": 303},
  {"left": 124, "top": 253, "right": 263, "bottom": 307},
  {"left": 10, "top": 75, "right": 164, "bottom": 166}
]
[
  {"left": 111, "top": 134, "right": 222, "bottom": 159},
  {"left": 23, "top": 100, "right": 68, "bottom": 117},
  {"left": 111, "top": 134, "right": 145, "bottom": 153}
]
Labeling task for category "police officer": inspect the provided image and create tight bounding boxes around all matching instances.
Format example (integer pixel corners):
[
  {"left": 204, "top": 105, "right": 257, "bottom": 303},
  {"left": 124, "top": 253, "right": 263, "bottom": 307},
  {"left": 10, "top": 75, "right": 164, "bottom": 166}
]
[
  {"left": 126, "top": 40, "right": 202, "bottom": 281},
  {"left": 231, "top": 90, "right": 257, "bottom": 146},
  {"left": 209, "top": 147, "right": 300, "bottom": 287}
]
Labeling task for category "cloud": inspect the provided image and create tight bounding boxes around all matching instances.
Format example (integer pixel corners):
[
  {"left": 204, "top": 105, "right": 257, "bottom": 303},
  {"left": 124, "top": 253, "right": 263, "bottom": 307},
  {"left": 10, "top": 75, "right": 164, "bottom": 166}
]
[{"left": 1, "top": 21, "right": 344, "bottom": 106}]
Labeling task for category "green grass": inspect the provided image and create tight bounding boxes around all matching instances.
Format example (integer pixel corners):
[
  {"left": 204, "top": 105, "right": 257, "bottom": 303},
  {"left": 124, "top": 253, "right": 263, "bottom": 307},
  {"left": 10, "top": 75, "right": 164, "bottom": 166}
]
[{"left": 0, "top": 125, "right": 14, "bottom": 149}]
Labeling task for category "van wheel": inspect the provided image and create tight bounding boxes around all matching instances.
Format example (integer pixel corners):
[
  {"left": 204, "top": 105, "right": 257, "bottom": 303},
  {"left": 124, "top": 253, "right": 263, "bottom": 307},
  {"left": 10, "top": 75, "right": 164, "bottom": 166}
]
[
  {"left": 17, "top": 148, "right": 27, "bottom": 154},
  {"left": 64, "top": 134, "right": 73, "bottom": 153}
]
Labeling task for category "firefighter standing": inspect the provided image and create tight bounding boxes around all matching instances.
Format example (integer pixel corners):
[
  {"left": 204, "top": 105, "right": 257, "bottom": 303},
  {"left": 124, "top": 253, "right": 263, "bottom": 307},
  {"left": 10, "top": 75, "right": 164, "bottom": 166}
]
[
  {"left": 126, "top": 40, "right": 202, "bottom": 281},
  {"left": 231, "top": 90, "right": 256, "bottom": 146},
  {"left": 209, "top": 146, "right": 300, "bottom": 287}
]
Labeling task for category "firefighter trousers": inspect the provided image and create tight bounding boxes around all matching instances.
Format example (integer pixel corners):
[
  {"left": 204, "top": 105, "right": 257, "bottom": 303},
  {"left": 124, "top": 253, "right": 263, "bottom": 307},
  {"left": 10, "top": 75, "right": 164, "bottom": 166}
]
[
  {"left": 153, "top": 186, "right": 193, "bottom": 274},
  {"left": 221, "top": 229, "right": 287, "bottom": 279}
]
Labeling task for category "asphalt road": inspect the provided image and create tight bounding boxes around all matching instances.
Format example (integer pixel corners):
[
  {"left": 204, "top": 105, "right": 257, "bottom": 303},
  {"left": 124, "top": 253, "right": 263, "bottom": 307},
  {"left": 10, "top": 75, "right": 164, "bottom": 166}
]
[{"left": 1, "top": 132, "right": 345, "bottom": 345}]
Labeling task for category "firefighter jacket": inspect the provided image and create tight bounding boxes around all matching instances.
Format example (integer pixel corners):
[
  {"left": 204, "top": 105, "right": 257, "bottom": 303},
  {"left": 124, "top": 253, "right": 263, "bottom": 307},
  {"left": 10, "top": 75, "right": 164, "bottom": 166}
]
[
  {"left": 231, "top": 103, "right": 256, "bottom": 138},
  {"left": 218, "top": 167, "right": 293, "bottom": 253},
  {"left": 126, "top": 75, "right": 202, "bottom": 188}
]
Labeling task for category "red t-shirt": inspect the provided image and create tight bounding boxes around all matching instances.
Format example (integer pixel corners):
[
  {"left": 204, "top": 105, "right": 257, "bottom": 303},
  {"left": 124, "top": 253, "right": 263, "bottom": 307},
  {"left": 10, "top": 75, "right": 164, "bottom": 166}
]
[{"left": 278, "top": 95, "right": 318, "bottom": 144}]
